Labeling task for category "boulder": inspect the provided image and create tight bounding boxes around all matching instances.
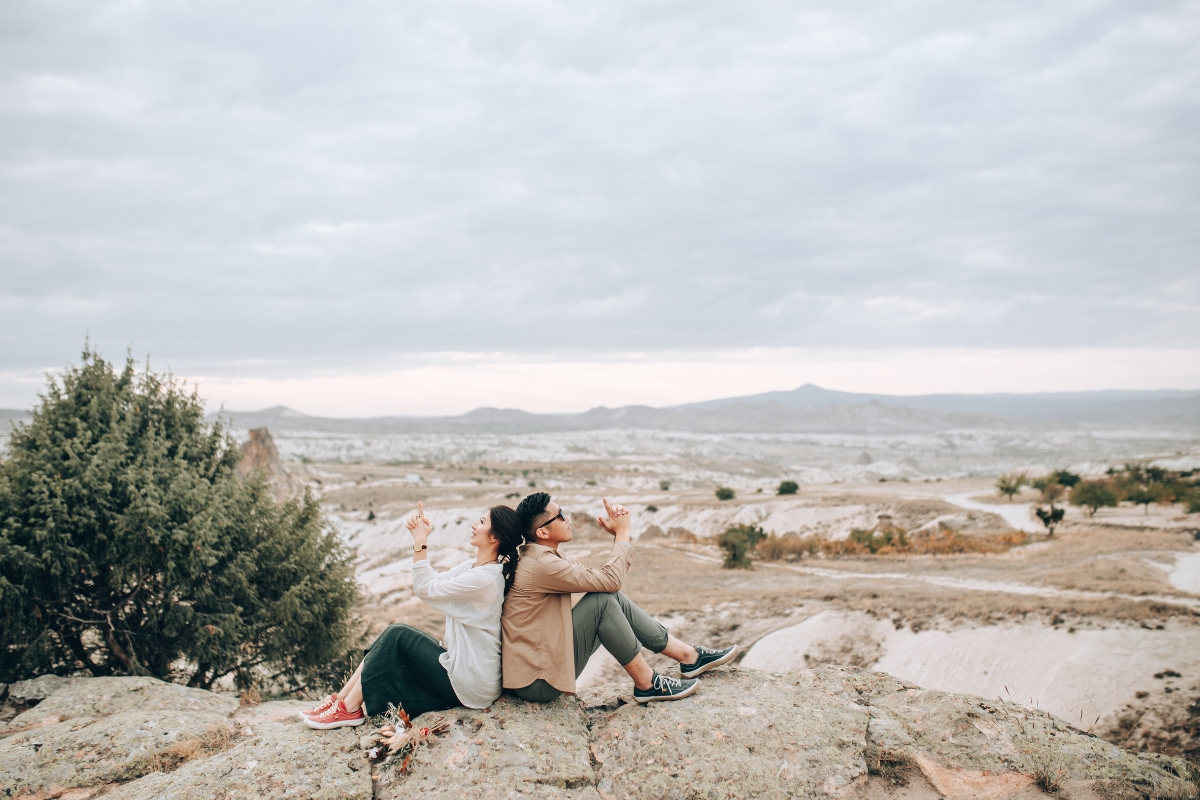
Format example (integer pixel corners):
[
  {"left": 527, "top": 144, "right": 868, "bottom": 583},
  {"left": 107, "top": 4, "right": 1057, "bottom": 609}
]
[
  {"left": 375, "top": 693, "right": 599, "bottom": 799},
  {"left": 379, "top": 667, "right": 1196, "bottom": 800},
  {"left": 585, "top": 668, "right": 871, "bottom": 800},
  {"left": 0, "top": 667, "right": 1195, "bottom": 799},
  {"left": 0, "top": 709, "right": 235, "bottom": 798},
  {"left": 5, "top": 674, "right": 90, "bottom": 705},
  {"left": 102, "top": 718, "right": 371, "bottom": 800},
  {"left": 3, "top": 676, "right": 238, "bottom": 733}
]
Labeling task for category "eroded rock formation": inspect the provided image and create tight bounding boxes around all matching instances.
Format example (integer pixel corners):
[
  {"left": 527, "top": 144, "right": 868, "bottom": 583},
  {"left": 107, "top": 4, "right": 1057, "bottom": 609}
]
[{"left": 0, "top": 668, "right": 1195, "bottom": 799}]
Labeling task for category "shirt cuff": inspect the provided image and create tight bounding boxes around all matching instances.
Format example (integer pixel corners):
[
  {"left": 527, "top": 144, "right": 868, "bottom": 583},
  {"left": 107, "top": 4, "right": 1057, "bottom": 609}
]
[{"left": 613, "top": 541, "right": 634, "bottom": 550}]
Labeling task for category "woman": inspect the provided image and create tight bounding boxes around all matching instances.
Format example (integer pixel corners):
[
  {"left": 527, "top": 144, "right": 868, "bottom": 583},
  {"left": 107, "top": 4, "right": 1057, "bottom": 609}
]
[{"left": 302, "top": 501, "right": 524, "bottom": 729}]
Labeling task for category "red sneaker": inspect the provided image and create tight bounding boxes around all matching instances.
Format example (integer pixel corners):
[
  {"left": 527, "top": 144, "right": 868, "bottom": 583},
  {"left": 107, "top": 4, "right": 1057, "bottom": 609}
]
[
  {"left": 298, "top": 694, "right": 338, "bottom": 718},
  {"left": 303, "top": 699, "right": 365, "bottom": 729}
]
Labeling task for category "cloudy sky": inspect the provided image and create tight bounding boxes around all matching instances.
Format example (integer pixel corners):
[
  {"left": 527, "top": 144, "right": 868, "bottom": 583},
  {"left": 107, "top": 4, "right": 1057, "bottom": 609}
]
[{"left": 2, "top": 0, "right": 1197, "bottom": 415}]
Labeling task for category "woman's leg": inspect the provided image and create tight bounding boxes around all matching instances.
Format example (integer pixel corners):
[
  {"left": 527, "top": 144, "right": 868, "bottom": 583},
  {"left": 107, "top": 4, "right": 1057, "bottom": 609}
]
[
  {"left": 337, "top": 661, "right": 365, "bottom": 711},
  {"left": 360, "top": 624, "right": 459, "bottom": 721}
]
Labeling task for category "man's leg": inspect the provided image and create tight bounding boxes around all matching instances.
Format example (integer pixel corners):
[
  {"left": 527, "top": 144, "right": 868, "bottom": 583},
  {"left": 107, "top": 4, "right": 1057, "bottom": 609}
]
[
  {"left": 609, "top": 592, "right": 739, "bottom": 679},
  {"left": 572, "top": 592, "right": 654, "bottom": 689},
  {"left": 511, "top": 680, "right": 563, "bottom": 703}
]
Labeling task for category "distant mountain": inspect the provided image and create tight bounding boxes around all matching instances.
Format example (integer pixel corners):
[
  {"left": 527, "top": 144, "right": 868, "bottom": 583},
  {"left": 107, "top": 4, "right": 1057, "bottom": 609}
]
[
  {"left": 675, "top": 383, "right": 1200, "bottom": 426},
  {"left": 8, "top": 384, "right": 1192, "bottom": 440}
]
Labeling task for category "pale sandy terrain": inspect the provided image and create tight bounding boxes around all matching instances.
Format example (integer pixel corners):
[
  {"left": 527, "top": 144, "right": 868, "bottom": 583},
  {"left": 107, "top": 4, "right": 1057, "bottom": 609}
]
[{"left": 273, "top": 433, "right": 1200, "bottom": 763}]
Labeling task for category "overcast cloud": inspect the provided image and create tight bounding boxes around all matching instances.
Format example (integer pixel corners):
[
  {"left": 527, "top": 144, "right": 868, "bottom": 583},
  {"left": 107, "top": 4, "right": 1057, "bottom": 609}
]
[{"left": 1, "top": 0, "right": 1198, "bottom": 410}]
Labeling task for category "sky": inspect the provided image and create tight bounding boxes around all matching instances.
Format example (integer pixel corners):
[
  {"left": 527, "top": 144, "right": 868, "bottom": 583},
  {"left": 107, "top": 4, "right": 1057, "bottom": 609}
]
[{"left": 2, "top": 0, "right": 1198, "bottom": 415}]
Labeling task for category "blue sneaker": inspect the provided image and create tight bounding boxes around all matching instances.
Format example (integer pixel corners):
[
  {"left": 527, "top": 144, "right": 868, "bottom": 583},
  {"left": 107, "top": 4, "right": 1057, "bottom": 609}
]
[
  {"left": 679, "top": 644, "right": 739, "bottom": 678},
  {"left": 633, "top": 672, "right": 699, "bottom": 703}
]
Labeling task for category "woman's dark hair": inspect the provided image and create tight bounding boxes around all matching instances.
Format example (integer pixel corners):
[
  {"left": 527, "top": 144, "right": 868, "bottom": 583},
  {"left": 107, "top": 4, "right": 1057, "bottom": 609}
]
[{"left": 488, "top": 505, "right": 525, "bottom": 594}]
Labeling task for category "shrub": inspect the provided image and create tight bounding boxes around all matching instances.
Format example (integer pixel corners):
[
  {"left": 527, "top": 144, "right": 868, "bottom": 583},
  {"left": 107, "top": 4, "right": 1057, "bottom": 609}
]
[
  {"left": 1070, "top": 480, "right": 1119, "bottom": 516},
  {"left": 0, "top": 347, "right": 361, "bottom": 691},
  {"left": 718, "top": 524, "right": 765, "bottom": 568},
  {"left": 658, "top": 480, "right": 671, "bottom": 491},
  {"left": 777, "top": 480, "right": 799, "bottom": 496},
  {"left": 995, "top": 472, "right": 1027, "bottom": 502},
  {"left": 816, "top": 527, "right": 1025, "bottom": 557},
  {"left": 645, "top": 505, "right": 658, "bottom": 513},
  {"left": 1035, "top": 505, "right": 1065, "bottom": 535},
  {"left": 715, "top": 486, "right": 736, "bottom": 501},
  {"left": 1051, "top": 469, "right": 1082, "bottom": 488},
  {"left": 757, "top": 532, "right": 815, "bottom": 561}
]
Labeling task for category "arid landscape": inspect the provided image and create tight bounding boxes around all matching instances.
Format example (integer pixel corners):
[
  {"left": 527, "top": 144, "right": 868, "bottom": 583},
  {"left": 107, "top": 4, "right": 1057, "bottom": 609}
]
[{"left": 215, "top": 404, "right": 1200, "bottom": 769}]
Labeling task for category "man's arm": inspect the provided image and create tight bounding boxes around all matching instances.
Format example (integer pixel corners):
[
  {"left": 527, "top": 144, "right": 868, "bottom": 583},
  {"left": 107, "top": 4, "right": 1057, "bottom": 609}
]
[
  {"left": 532, "top": 498, "right": 634, "bottom": 593},
  {"left": 533, "top": 545, "right": 633, "bottom": 593}
]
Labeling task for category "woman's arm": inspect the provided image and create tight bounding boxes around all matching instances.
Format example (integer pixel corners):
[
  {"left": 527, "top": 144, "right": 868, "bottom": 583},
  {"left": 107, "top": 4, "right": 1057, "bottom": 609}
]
[{"left": 406, "top": 502, "right": 432, "bottom": 563}]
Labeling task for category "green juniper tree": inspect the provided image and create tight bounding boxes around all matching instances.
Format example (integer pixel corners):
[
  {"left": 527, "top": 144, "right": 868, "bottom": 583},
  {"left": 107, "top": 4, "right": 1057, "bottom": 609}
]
[{"left": 0, "top": 347, "right": 361, "bottom": 692}]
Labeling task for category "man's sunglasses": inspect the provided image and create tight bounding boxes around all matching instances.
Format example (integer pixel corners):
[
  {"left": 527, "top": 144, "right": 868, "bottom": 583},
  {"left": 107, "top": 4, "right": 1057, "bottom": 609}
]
[{"left": 538, "top": 510, "right": 566, "bottom": 529}]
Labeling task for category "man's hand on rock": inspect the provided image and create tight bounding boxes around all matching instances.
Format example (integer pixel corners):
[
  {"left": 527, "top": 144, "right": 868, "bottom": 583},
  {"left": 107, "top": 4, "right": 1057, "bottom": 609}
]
[
  {"left": 597, "top": 497, "right": 632, "bottom": 542},
  {"left": 406, "top": 501, "right": 433, "bottom": 544}
]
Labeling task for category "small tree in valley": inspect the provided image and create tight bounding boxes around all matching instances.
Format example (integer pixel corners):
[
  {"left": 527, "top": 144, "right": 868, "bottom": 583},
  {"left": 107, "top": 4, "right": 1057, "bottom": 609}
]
[
  {"left": 715, "top": 486, "right": 736, "bottom": 501},
  {"left": 1035, "top": 505, "right": 1065, "bottom": 536},
  {"left": 777, "top": 480, "right": 799, "bottom": 496},
  {"left": 718, "top": 524, "right": 765, "bottom": 569},
  {"left": 995, "top": 472, "right": 1027, "bottom": 502},
  {"left": 1069, "top": 480, "right": 1119, "bottom": 517}
]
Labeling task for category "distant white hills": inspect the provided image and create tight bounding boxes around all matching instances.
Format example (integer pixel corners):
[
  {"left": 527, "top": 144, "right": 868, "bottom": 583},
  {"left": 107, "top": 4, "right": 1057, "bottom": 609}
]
[
  {"left": 194, "top": 384, "right": 1200, "bottom": 434},
  {"left": 4, "top": 384, "right": 1197, "bottom": 436}
]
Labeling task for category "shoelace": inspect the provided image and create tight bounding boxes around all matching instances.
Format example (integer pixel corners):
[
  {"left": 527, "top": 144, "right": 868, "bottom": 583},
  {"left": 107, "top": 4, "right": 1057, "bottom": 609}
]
[
  {"left": 695, "top": 646, "right": 717, "bottom": 657},
  {"left": 652, "top": 673, "right": 683, "bottom": 693}
]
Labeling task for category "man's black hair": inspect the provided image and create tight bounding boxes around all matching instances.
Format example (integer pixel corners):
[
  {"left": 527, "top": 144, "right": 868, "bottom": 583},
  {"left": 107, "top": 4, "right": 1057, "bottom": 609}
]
[{"left": 516, "top": 492, "right": 552, "bottom": 541}]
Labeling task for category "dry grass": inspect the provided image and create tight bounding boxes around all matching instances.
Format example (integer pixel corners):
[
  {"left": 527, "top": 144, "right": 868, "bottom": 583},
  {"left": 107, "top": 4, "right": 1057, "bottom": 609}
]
[
  {"left": 756, "top": 528, "right": 1027, "bottom": 561},
  {"left": 1035, "top": 557, "right": 1180, "bottom": 596},
  {"left": 136, "top": 723, "right": 238, "bottom": 774},
  {"left": 865, "top": 748, "right": 915, "bottom": 787}
]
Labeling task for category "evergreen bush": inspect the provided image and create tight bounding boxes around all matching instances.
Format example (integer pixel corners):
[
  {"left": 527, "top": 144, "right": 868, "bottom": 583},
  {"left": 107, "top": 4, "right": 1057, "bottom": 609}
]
[
  {"left": 718, "top": 524, "right": 765, "bottom": 568},
  {"left": 0, "top": 347, "right": 361, "bottom": 692}
]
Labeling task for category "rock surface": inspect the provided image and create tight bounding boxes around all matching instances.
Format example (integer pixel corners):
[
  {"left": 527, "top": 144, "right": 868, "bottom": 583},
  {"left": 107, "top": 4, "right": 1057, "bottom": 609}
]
[
  {"left": 2, "top": 676, "right": 238, "bottom": 733},
  {"left": 0, "top": 709, "right": 234, "bottom": 798},
  {"left": 385, "top": 667, "right": 1196, "bottom": 800},
  {"left": 374, "top": 694, "right": 597, "bottom": 800},
  {"left": 5, "top": 675, "right": 90, "bottom": 705},
  {"left": 0, "top": 668, "right": 1195, "bottom": 799},
  {"left": 103, "top": 720, "right": 371, "bottom": 800}
]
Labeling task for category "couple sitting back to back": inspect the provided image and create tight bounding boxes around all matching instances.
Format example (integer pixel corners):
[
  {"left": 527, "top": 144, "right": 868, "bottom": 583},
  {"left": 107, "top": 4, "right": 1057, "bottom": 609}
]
[{"left": 302, "top": 492, "right": 738, "bottom": 732}]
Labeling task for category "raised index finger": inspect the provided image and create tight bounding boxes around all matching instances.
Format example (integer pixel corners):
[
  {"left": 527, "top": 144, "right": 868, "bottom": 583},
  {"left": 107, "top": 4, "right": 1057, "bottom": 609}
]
[{"left": 602, "top": 497, "right": 614, "bottom": 516}]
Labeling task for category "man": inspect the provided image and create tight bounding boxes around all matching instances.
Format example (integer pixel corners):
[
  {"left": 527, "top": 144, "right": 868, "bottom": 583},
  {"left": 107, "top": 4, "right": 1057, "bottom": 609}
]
[{"left": 502, "top": 492, "right": 738, "bottom": 703}]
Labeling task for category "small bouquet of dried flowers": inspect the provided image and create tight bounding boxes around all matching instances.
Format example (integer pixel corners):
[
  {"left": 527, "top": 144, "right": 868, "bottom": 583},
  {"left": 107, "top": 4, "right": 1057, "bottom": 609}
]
[{"left": 364, "top": 704, "right": 450, "bottom": 778}]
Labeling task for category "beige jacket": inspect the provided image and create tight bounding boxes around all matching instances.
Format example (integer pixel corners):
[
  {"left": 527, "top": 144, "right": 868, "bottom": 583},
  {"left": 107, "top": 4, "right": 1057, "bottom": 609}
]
[{"left": 501, "top": 541, "right": 634, "bottom": 694}]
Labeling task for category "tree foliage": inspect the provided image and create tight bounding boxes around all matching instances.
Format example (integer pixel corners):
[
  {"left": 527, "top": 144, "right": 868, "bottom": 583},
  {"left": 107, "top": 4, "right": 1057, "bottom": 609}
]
[
  {"left": 1069, "top": 480, "right": 1119, "bottom": 517},
  {"left": 995, "top": 472, "right": 1027, "bottom": 502},
  {"left": 717, "top": 524, "right": 765, "bottom": 569},
  {"left": 714, "top": 486, "right": 735, "bottom": 501},
  {"left": 776, "top": 480, "right": 799, "bottom": 496},
  {"left": 1035, "top": 505, "right": 1065, "bottom": 536},
  {"left": 0, "top": 347, "right": 361, "bottom": 691}
]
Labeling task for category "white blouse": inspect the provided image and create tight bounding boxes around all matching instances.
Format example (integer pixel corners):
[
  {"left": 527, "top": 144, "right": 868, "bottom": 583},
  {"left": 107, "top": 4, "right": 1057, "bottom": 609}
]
[{"left": 411, "top": 559, "right": 504, "bottom": 709}]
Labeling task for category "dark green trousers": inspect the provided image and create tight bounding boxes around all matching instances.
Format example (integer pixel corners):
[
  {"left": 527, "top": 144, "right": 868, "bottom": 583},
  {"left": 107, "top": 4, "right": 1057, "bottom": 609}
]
[
  {"left": 361, "top": 624, "right": 460, "bottom": 718},
  {"left": 512, "top": 592, "right": 669, "bottom": 703}
]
